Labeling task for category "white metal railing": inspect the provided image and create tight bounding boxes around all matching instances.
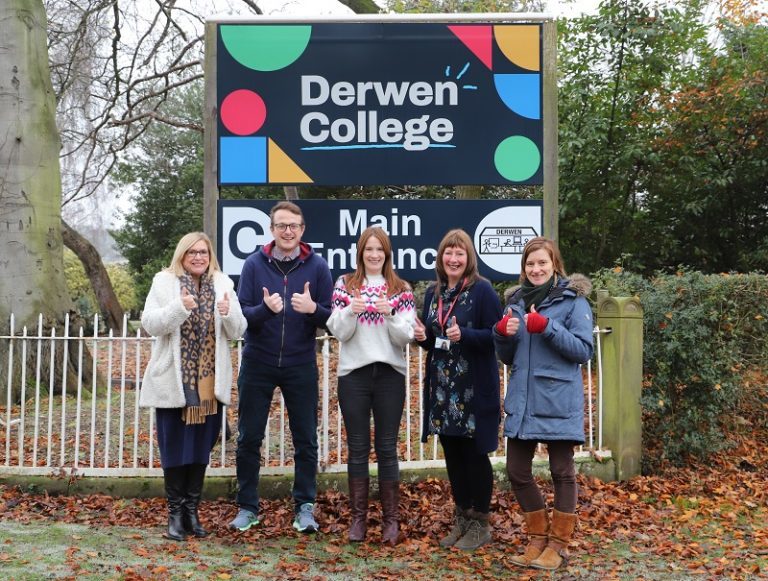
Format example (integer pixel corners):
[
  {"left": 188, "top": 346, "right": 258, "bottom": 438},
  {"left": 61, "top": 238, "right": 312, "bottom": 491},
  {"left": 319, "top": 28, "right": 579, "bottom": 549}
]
[{"left": 0, "top": 313, "right": 609, "bottom": 477}]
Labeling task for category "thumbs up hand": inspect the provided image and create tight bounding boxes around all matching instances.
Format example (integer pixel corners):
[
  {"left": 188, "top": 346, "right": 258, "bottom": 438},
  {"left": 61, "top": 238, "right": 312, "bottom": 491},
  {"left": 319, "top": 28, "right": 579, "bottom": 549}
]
[
  {"left": 373, "top": 290, "right": 392, "bottom": 316},
  {"left": 496, "top": 306, "right": 520, "bottom": 336},
  {"left": 446, "top": 315, "right": 461, "bottom": 342},
  {"left": 181, "top": 287, "right": 197, "bottom": 311},
  {"left": 217, "top": 292, "right": 230, "bottom": 316},
  {"left": 350, "top": 289, "right": 366, "bottom": 314},
  {"left": 413, "top": 317, "right": 427, "bottom": 342},
  {"left": 291, "top": 281, "right": 317, "bottom": 314},
  {"left": 262, "top": 287, "right": 283, "bottom": 313},
  {"left": 525, "top": 305, "right": 549, "bottom": 334}
]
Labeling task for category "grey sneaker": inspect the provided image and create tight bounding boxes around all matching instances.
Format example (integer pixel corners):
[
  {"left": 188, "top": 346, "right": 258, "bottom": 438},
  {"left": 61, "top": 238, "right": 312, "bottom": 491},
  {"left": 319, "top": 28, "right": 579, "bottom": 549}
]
[
  {"left": 229, "top": 509, "right": 259, "bottom": 531},
  {"left": 292, "top": 502, "right": 318, "bottom": 533}
]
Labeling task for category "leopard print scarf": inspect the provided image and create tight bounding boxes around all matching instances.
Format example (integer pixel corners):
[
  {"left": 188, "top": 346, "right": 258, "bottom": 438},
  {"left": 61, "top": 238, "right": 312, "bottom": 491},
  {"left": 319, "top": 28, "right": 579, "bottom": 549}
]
[{"left": 179, "top": 273, "right": 217, "bottom": 424}]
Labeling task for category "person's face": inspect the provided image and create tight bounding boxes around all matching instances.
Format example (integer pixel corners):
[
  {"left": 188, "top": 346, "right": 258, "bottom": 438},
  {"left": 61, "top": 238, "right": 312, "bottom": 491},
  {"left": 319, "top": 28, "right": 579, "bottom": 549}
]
[
  {"left": 182, "top": 239, "right": 210, "bottom": 280},
  {"left": 442, "top": 245, "right": 467, "bottom": 283},
  {"left": 524, "top": 248, "right": 554, "bottom": 286},
  {"left": 270, "top": 209, "right": 304, "bottom": 254},
  {"left": 362, "top": 235, "right": 386, "bottom": 276}
]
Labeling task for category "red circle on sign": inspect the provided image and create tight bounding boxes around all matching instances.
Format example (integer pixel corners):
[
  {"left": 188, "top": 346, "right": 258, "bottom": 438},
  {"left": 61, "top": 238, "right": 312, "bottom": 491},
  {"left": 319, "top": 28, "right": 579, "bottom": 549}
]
[{"left": 220, "top": 90, "right": 266, "bottom": 136}]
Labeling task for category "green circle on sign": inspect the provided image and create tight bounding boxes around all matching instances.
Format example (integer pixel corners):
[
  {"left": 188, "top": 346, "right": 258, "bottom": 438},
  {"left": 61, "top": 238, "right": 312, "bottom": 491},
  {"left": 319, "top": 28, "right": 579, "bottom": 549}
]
[
  {"left": 221, "top": 25, "right": 311, "bottom": 72},
  {"left": 494, "top": 136, "right": 541, "bottom": 182}
]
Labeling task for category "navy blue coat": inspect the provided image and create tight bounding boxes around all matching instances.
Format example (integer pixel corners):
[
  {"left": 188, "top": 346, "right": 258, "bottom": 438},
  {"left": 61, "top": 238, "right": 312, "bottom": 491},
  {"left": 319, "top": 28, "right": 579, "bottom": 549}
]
[
  {"left": 419, "top": 279, "right": 503, "bottom": 454},
  {"left": 494, "top": 275, "right": 594, "bottom": 443},
  {"left": 238, "top": 241, "right": 333, "bottom": 367}
]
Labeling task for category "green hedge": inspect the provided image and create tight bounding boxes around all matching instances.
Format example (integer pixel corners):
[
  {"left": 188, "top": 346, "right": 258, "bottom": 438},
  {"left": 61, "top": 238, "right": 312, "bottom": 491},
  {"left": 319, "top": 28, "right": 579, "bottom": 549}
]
[{"left": 592, "top": 268, "right": 768, "bottom": 470}]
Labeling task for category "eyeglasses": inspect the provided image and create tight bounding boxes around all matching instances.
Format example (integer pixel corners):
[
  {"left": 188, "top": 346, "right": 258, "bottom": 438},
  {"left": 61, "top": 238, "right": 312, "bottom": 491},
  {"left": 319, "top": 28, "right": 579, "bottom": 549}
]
[
  {"left": 185, "top": 249, "right": 209, "bottom": 257},
  {"left": 272, "top": 223, "right": 304, "bottom": 232}
]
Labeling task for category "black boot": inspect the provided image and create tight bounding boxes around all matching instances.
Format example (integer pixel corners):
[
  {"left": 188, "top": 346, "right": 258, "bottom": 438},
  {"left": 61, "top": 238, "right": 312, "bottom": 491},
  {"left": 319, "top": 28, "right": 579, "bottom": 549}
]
[
  {"left": 183, "top": 464, "right": 208, "bottom": 538},
  {"left": 164, "top": 466, "right": 188, "bottom": 541}
]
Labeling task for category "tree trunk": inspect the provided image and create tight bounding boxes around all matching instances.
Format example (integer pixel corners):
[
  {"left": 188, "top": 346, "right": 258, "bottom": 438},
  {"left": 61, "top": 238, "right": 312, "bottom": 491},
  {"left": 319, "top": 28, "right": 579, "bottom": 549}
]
[
  {"left": 283, "top": 186, "right": 300, "bottom": 200},
  {"left": 456, "top": 185, "right": 483, "bottom": 199},
  {"left": 338, "top": 0, "right": 380, "bottom": 13},
  {"left": 61, "top": 220, "right": 125, "bottom": 332},
  {"left": 0, "top": 0, "right": 75, "bottom": 405}
]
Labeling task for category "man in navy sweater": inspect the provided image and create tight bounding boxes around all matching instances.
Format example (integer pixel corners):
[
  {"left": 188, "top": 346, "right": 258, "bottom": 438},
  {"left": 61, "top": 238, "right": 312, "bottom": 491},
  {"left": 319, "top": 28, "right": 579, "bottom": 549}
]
[{"left": 229, "top": 201, "right": 333, "bottom": 533}]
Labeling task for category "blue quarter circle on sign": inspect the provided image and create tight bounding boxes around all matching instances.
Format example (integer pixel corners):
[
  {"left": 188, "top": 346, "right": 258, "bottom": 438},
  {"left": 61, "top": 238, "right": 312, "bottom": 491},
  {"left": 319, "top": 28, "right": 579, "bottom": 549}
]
[{"left": 493, "top": 74, "right": 540, "bottom": 120}]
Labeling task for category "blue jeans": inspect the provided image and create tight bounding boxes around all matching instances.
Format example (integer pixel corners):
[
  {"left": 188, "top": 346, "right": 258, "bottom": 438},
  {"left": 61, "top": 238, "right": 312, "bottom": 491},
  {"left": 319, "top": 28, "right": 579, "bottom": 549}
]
[{"left": 235, "top": 357, "right": 319, "bottom": 513}]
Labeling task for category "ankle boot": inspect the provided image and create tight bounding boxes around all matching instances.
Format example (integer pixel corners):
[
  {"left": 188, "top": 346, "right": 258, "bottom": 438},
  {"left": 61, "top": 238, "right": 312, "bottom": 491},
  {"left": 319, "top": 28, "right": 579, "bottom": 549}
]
[
  {"left": 454, "top": 509, "right": 491, "bottom": 551},
  {"left": 163, "top": 466, "right": 188, "bottom": 541},
  {"left": 379, "top": 479, "right": 401, "bottom": 546},
  {"left": 510, "top": 509, "right": 549, "bottom": 567},
  {"left": 530, "top": 510, "right": 578, "bottom": 570},
  {"left": 183, "top": 464, "right": 208, "bottom": 538},
  {"left": 348, "top": 477, "right": 369, "bottom": 542},
  {"left": 439, "top": 506, "right": 470, "bottom": 548}
]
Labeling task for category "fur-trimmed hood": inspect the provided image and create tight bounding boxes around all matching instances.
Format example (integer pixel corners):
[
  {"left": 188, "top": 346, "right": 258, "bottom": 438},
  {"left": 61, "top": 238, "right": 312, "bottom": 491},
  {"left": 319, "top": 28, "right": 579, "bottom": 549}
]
[{"left": 504, "top": 273, "right": 592, "bottom": 302}]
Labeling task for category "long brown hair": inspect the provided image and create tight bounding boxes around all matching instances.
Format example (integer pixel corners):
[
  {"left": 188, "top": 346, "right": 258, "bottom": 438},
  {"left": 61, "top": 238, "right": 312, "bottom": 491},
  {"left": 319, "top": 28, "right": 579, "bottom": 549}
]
[
  {"left": 519, "top": 237, "right": 567, "bottom": 284},
  {"left": 345, "top": 227, "right": 409, "bottom": 297},
  {"left": 435, "top": 229, "right": 480, "bottom": 287}
]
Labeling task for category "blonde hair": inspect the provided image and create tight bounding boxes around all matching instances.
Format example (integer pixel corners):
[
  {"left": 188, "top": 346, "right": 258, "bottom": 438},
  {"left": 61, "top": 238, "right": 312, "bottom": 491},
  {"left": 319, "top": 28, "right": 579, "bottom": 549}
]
[
  {"left": 435, "top": 229, "right": 481, "bottom": 287},
  {"left": 519, "top": 237, "right": 567, "bottom": 284},
  {"left": 166, "top": 232, "right": 221, "bottom": 277},
  {"left": 345, "top": 227, "right": 409, "bottom": 297}
]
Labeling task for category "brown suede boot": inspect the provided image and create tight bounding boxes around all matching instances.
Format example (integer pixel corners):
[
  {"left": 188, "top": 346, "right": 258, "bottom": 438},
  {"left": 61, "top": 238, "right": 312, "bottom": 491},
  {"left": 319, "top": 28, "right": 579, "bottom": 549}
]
[
  {"left": 348, "top": 477, "right": 369, "bottom": 543},
  {"left": 379, "top": 479, "right": 401, "bottom": 546},
  {"left": 439, "top": 506, "right": 470, "bottom": 548},
  {"left": 509, "top": 509, "right": 549, "bottom": 567},
  {"left": 454, "top": 509, "right": 491, "bottom": 551},
  {"left": 530, "top": 510, "right": 578, "bottom": 570}
]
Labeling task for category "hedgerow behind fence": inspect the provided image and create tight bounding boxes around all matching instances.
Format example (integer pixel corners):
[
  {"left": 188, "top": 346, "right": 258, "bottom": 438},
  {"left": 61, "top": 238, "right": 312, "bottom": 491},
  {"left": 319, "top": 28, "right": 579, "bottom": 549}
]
[{"left": 591, "top": 268, "right": 768, "bottom": 470}]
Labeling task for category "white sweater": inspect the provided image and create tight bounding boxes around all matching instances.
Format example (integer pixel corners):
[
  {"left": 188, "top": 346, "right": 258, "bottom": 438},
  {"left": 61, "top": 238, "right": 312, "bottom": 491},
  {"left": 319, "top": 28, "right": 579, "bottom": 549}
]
[
  {"left": 139, "top": 270, "right": 247, "bottom": 408},
  {"left": 326, "top": 274, "right": 415, "bottom": 377}
]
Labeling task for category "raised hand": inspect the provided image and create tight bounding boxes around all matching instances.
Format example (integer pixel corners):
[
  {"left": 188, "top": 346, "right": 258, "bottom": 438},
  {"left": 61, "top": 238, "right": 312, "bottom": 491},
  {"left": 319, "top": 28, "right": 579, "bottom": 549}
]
[
  {"left": 497, "top": 306, "right": 520, "bottom": 336},
  {"left": 217, "top": 292, "right": 230, "bottom": 316},
  {"left": 291, "top": 281, "right": 317, "bottom": 314},
  {"left": 350, "top": 289, "right": 366, "bottom": 314},
  {"left": 445, "top": 315, "right": 461, "bottom": 342},
  {"left": 181, "top": 287, "right": 197, "bottom": 311},
  {"left": 262, "top": 286, "right": 284, "bottom": 313},
  {"left": 413, "top": 317, "right": 427, "bottom": 342},
  {"left": 525, "top": 305, "right": 549, "bottom": 334},
  {"left": 373, "top": 290, "right": 392, "bottom": 316}
]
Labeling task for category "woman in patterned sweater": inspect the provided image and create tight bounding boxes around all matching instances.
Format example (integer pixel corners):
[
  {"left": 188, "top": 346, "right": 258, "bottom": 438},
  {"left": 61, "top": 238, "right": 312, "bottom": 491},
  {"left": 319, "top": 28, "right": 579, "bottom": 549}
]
[{"left": 327, "top": 226, "right": 415, "bottom": 545}]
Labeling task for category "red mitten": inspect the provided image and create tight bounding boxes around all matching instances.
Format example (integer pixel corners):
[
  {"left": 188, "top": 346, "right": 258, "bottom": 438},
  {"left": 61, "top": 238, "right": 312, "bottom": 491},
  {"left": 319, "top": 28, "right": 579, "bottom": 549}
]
[
  {"left": 496, "top": 314, "right": 511, "bottom": 336},
  {"left": 526, "top": 310, "right": 549, "bottom": 334}
]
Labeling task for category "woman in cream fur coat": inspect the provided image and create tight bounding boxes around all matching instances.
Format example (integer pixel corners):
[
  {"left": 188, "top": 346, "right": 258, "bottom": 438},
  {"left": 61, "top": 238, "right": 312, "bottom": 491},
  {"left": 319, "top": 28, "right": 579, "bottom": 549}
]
[{"left": 140, "top": 232, "right": 246, "bottom": 541}]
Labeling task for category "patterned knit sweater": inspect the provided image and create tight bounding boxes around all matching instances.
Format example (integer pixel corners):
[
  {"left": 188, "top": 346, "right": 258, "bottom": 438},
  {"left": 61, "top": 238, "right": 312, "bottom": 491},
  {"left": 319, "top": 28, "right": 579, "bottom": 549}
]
[{"left": 326, "top": 274, "right": 416, "bottom": 377}]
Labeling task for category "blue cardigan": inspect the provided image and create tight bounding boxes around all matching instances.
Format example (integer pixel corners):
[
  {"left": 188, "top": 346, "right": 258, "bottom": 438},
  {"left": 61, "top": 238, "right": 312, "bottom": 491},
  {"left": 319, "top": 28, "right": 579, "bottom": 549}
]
[
  {"left": 418, "top": 278, "right": 503, "bottom": 454},
  {"left": 238, "top": 241, "right": 332, "bottom": 367},
  {"left": 494, "top": 274, "right": 594, "bottom": 443}
]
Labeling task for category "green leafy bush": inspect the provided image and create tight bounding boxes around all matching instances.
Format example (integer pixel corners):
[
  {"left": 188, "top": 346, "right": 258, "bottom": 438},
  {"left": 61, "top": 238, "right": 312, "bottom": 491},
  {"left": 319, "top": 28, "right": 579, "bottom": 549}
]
[
  {"left": 64, "top": 250, "right": 138, "bottom": 322},
  {"left": 592, "top": 268, "right": 768, "bottom": 470}
]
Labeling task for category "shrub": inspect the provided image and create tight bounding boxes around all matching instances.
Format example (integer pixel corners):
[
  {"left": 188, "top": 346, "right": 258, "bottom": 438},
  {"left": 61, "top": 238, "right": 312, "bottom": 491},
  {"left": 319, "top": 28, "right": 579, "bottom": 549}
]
[
  {"left": 64, "top": 251, "right": 139, "bottom": 322},
  {"left": 592, "top": 268, "right": 768, "bottom": 470}
]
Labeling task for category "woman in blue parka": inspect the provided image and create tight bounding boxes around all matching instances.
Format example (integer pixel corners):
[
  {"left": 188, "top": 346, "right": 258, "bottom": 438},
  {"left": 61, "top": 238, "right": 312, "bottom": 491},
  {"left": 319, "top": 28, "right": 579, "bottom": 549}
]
[{"left": 494, "top": 237, "right": 593, "bottom": 571}]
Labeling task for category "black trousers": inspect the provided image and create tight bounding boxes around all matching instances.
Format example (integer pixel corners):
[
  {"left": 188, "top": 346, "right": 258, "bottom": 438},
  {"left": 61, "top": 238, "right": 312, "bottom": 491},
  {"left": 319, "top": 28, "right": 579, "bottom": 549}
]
[
  {"left": 338, "top": 363, "right": 405, "bottom": 480},
  {"left": 439, "top": 434, "right": 493, "bottom": 513}
]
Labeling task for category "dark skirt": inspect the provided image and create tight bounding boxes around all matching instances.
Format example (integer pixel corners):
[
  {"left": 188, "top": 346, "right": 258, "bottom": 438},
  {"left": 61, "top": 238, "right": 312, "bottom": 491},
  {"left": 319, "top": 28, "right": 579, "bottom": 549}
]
[{"left": 156, "top": 406, "right": 223, "bottom": 468}]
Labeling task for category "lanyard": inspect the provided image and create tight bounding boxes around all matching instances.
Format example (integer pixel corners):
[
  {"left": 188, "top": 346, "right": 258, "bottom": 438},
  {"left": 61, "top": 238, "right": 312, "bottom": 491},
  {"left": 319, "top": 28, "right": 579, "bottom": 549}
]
[{"left": 436, "top": 278, "right": 466, "bottom": 333}]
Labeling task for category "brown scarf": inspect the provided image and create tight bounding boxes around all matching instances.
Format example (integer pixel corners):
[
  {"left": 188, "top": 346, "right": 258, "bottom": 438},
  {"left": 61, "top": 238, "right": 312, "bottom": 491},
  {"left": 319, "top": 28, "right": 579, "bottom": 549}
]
[{"left": 179, "top": 273, "right": 217, "bottom": 424}]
